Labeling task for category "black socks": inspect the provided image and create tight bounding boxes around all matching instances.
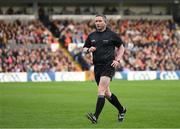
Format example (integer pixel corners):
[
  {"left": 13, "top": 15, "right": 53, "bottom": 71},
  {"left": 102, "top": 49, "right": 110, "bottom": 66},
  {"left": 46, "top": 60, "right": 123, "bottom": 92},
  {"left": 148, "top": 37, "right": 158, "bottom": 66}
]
[
  {"left": 106, "top": 93, "right": 124, "bottom": 113},
  {"left": 93, "top": 93, "right": 123, "bottom": 119},
  {"left": 94, "top": 95, "right": 105, "bottom": 119}
]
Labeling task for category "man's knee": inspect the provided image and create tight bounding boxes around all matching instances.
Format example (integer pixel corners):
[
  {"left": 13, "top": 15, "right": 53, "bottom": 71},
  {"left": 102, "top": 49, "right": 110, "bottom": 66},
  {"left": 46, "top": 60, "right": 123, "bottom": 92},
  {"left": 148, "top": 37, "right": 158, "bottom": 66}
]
[
  {"left": 98, "top": 76, "right": 110, "bottom": 95},
  {"left": 98, "top": 85, "right": 106, "bottom": 95},
  {"left": 105, "top": 90, "right": 112, "bottom": 98}
]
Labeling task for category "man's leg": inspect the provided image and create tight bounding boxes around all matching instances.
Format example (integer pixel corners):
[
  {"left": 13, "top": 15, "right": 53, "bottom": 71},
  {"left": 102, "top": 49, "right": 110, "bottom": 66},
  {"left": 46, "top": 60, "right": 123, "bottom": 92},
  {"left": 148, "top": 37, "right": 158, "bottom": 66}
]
[
  {"left": 87, "top": 76, "right": 110, "bottom": 123},
  {"left": 105, "top": 87, "right": 126, "bottom": 122},
  {"left": 105, "top": 87, "right": 124, "bottom": 113},
  {"left": 94, "top": 76, "right": 110, "bottom": 119}
]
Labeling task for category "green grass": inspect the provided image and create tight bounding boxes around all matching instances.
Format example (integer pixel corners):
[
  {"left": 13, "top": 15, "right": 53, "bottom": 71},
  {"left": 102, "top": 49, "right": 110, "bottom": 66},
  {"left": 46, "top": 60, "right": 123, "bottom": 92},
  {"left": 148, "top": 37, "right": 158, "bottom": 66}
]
[{"left": 0, "top": 80, "right": 180, "bottom": 128}]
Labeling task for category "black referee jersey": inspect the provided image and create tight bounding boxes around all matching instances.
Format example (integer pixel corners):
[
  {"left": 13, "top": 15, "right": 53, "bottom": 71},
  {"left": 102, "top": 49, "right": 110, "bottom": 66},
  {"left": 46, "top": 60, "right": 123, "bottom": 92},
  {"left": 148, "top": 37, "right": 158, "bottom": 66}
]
[{"left": 83, "top": 27, "right": 123, "bottom": 65}]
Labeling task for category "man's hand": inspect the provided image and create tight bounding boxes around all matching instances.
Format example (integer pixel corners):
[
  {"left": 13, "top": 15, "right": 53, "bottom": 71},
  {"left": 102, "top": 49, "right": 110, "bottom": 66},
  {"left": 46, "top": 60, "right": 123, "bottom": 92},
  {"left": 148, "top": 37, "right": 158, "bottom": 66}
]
[
  {"left": 88, "top": 47, "right": 96, "bottom": 53},
  {"left": 111, "top": 60, "right": 120, "bottom": 68}
]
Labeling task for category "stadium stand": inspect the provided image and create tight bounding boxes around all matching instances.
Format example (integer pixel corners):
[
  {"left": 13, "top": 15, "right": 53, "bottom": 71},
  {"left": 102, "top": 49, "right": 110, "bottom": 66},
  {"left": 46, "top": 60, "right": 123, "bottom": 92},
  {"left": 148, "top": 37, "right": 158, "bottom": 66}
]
[
  {"left": 52, "top": 18, "right": 180, "bottom": 71},
  {"left": 0, "top": 48, "right": 80, "bottom": 72},
  {"left": 0, "top": 19, "right": 81, "bottom": 72},
  {"left": 0, "top": 0, "right": 180, "bottom": 73}
]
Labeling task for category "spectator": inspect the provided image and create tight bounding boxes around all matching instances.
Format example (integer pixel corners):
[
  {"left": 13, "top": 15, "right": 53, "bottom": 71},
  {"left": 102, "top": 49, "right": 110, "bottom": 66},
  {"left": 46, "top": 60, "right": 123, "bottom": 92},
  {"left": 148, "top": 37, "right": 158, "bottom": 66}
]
[
  {"left": 1, "top": 18, "right": 179, "bottom": 72},
  {"left": 0, "top": 47, "right": 80, "bottom": 72},
  {"left": 75, "top": 7, "right": 81, "bottom": 14},
  {"left": 0, "top": 8, "right": 3, "bottom": 14},
  {"left": 54, "top": 19, "right": 180, "bottom": 71},
  {"left": 6, "top": 7, "right": 14, "bottom": 14}
]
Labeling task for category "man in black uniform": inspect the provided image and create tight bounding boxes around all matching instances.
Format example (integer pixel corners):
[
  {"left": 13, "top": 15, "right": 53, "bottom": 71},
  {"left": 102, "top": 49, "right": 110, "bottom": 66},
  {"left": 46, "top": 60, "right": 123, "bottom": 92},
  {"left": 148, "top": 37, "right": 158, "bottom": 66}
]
[{"left": 83, "top": 14, "right": 126, "bottom": 124}]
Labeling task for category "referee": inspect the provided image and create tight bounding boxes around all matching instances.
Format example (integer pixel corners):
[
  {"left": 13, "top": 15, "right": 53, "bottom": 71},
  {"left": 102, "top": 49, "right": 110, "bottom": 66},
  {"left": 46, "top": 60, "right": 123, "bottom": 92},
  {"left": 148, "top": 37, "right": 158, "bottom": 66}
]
[{"left": 83, "top": 14, "right": 126, "bottom": 124}]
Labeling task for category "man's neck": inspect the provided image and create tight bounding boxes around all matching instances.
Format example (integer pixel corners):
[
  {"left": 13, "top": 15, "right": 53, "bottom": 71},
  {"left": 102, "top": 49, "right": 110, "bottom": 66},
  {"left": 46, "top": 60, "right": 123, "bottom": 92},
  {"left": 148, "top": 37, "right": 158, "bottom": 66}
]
[{"left": 97, "top": 27, "right": 107, "bottom": 32}]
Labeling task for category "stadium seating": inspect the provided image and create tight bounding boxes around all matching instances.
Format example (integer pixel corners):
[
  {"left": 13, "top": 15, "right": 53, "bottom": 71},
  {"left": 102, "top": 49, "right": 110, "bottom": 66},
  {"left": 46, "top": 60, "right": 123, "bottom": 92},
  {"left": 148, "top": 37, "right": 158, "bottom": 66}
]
[
  {"left": 53, "top": 19, "right": 180, "bottom": 71},
  {"left": 0, "top": 4, "right": 179, "bottom": 72},
  {"left": 0, "top": 19, "right": 81, "bottom": 72}
]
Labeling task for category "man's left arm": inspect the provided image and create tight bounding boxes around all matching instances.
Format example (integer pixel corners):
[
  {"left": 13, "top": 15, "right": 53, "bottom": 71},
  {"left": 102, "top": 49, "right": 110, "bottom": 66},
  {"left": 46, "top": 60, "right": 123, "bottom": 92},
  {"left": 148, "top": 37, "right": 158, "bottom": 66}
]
[
  {"left": 115, "top": 44, "right": 125, "bottom": 62},
  {"left": 111, "top": 44, "right": 125, "bottom": 68}
]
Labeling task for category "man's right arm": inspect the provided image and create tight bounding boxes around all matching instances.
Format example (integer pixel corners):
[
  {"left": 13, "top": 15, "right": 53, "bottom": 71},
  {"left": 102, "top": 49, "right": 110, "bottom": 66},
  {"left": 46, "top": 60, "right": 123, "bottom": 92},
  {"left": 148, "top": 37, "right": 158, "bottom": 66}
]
[
  {"left": 83, "top": 47, "right": 90, "bottom": 53},
  {"left": 83, "top": 47, "right": 96, "bottom": 54},
  {"left": 83, "top": 35, "right": 96, "bottom": 53}
]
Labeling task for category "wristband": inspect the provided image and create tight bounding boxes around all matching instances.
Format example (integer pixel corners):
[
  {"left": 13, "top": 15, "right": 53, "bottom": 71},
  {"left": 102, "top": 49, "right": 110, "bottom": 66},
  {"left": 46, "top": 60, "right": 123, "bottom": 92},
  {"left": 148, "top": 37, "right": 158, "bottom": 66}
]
[{"left": 87, "top": 48, "right": 90, "bottom": 53}]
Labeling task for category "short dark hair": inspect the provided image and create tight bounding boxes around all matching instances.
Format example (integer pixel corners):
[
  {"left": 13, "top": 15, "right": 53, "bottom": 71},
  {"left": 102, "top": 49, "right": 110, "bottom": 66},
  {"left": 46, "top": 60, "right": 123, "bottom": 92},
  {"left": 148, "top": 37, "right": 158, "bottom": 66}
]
[{"left": 95, "top": 14, "right": 107, "bottom": 22}]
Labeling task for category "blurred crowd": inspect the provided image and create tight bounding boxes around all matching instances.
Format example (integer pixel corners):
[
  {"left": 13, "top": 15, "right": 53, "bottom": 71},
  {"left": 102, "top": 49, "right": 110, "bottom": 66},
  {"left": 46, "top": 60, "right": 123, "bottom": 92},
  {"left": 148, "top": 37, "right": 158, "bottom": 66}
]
[
  {"left": 0, "top": 48, "right": 79, "bottom": 72},
  {"left": 0, "top": 20, "right": 80, "bottom": 72},
  {"left": 0, "top": 18, "right": 180, "bottom": 72},
  {"left": 54, "top": 19, "right": 180, "bottom": 71},
  {"left": 0, "top": 20, "right": 56, "bottom": 47},
  {"left": 0, "top": 7, "right": 30, "bottom": 15},
  {"left": 118, "top": 19, "right": 180, "bottom": 71}
]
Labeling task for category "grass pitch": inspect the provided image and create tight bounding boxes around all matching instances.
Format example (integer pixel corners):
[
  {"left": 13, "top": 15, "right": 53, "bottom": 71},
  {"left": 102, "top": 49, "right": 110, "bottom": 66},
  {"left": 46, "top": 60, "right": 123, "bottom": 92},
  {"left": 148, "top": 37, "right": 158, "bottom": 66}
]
[{"left": 0, "top": 80, "right": 180, "bottom": 128}]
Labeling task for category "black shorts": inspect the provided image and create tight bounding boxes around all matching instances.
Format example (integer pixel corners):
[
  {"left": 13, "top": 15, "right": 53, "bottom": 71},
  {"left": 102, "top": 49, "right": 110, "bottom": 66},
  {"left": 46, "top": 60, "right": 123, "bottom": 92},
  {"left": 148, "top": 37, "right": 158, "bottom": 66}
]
[{"left": 94, "top": 63, "right": 115, "bottom": 85}]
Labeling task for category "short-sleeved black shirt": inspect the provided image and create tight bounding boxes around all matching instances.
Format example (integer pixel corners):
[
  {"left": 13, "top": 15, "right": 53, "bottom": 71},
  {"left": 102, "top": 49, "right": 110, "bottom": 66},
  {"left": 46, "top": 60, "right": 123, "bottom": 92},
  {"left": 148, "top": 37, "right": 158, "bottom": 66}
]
[{"left": 83, "top": 28, "right": 123, "bottom": 65}]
